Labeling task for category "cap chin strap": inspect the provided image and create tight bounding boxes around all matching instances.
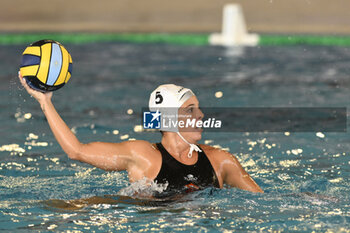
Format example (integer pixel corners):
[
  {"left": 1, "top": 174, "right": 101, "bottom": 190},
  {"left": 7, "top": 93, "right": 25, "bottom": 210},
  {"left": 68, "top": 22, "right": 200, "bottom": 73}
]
[{"left": 176, "top": 132, "right": 202, "bottom": 158}]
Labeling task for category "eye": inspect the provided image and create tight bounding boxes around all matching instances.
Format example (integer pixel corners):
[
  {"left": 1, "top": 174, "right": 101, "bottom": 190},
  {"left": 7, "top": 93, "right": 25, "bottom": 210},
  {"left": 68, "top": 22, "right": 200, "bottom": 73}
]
[{"left": 187, "top": 107, "right": 193, "bottom": 113}]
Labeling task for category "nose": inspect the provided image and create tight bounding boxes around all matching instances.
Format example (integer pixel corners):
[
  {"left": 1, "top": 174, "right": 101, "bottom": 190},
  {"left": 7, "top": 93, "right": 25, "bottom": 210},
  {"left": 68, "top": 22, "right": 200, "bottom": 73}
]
[{"left": 196, "top": 108, "right": 204, "bottom": 120}]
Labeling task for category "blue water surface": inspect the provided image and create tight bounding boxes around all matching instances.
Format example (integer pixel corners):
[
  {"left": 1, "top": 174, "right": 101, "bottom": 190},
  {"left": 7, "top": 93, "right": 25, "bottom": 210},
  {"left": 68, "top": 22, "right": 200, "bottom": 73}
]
[{"left": 0, "top": 42, "right": 350, "bottom": 232}]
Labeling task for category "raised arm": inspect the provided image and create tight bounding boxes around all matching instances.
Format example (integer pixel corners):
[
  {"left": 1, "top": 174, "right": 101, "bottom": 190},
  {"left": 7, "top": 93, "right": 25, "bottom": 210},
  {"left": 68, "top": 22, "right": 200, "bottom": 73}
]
[{"left": 18, "top": 72, "right": 135, "bottom": 171}]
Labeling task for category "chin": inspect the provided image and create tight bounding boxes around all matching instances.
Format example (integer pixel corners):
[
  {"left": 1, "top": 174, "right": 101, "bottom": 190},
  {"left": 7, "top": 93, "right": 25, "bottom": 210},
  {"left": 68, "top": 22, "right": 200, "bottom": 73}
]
[
  {"left": 194, "top": 132, "right": 202, "bottom": 142},
  {"left": 183, "top": 130, "right": 202, "bottom": 144}
]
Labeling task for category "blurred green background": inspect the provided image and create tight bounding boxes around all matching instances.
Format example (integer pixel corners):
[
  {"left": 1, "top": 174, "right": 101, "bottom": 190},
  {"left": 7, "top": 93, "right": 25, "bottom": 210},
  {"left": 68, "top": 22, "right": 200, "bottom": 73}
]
[{"left": 1, "top": 0, "right": 350, "bottom": 46}]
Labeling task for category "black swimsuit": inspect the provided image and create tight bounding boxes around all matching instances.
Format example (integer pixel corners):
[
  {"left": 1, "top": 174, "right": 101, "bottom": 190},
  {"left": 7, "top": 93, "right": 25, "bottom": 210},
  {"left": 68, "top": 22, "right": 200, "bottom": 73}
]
[{"left": 154, "top": 143, "right": 219, "bottom": 196}]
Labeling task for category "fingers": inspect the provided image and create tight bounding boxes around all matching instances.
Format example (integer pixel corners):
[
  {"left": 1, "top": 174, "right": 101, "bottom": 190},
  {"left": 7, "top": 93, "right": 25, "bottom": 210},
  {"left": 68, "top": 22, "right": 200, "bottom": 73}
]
[
  {"left": 18, "top": 71, "right": 34, "bottom": 95},
  {"left": 18, "top": 71, "right": 23, "bottom": 82},
  {"left": 18, "top": 71, "right": 26, "bottom": 86},
  {"left": 18, "top": 73, "right": 29, "bottom": 89},
  {"left": 18, "top": 70, "right": 55, "bottom": 104},
  {"left": 17, "top": 70, "right": 52, "bottom": 102}
]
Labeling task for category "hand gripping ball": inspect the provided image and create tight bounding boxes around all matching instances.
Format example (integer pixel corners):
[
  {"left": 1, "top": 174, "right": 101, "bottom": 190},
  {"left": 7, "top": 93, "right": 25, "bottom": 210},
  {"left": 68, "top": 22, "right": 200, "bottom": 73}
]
[{"left": 20, "top": 40, "right": 73, "bottom": 92}]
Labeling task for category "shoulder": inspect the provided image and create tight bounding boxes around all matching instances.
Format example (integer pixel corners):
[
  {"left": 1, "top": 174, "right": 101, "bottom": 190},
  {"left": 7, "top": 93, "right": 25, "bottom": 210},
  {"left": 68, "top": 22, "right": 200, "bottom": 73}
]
[
  {"left": 199, "top": 144, "right": 235, "bottom": 158},
  {"left": 124, "top": 140, "right": 156, "bottom": 149},
  {"left": 199, "top": 144, "right": 240, "bottom": 164},
  {"left": 122, "top": 140, "right": 161, "bottom": 168},
  {"left": 198, "top": 144, "right": 243, "bottom": 188},
  {"left": 123, "top": 140, "right": 159, "bottom": 155},
  {"left": 116, "top": 140, "right": 162, "bottom": 181}
]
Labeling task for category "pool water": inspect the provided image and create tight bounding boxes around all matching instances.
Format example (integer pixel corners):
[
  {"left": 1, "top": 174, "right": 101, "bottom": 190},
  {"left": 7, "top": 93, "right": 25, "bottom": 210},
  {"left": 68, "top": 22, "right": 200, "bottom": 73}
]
[{"left": 1, "top": 42, "right": 350, "bottom": 232}]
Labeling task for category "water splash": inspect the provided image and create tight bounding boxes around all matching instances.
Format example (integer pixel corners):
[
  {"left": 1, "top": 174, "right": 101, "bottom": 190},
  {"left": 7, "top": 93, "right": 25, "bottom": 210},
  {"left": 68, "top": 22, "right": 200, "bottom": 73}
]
[{"left": 117, "top": 177, "right": 168, "bottom": 198}]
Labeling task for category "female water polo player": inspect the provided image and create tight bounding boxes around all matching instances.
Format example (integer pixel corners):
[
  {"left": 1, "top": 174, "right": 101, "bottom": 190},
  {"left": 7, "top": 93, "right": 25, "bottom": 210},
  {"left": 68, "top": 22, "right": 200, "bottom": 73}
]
[{"left": 19, "top": 73, "right": 263, "bottom": 195}]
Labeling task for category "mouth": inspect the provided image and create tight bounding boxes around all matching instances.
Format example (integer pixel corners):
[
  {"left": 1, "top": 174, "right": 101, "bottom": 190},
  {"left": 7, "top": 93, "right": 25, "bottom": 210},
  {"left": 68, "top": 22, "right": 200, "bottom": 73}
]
[
  {"left": 192, "top": 120, "right": 203, "bottom": 132},
  {"left": 195, "top": 126, "right": 203, "bottom": 132}
]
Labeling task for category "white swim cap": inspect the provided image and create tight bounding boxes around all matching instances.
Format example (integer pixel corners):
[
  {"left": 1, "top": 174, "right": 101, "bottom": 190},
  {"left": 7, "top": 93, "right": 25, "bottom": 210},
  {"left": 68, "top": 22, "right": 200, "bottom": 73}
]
[
  {"left": 149, "top": 84, "right": 194, "bottom": 110},
  {"left": 149, "top": 84, "right": 194, "bottom": 132},
  {"left": 149, "top": 84, "right": 202, "bottom": 158}
]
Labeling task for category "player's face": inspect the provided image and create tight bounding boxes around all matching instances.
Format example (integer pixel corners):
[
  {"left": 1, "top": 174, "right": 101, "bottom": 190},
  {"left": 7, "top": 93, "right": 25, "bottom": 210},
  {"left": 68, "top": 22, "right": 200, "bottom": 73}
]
[{"left": 178, "top": 96, "right": 204, "bottom": 143}]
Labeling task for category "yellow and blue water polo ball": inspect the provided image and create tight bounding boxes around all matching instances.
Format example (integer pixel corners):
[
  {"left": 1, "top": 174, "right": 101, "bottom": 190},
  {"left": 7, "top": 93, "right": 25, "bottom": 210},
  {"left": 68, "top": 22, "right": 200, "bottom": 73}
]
[{"left": 20, "top": 39, "right": 73, "bottom": 92}]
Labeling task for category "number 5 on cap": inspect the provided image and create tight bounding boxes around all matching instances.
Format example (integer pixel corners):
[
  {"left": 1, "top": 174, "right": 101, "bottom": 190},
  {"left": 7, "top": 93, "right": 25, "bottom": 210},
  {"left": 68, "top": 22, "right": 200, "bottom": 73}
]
[{"left": 155, "top": 91, "right": 163, "bottom": 104}]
